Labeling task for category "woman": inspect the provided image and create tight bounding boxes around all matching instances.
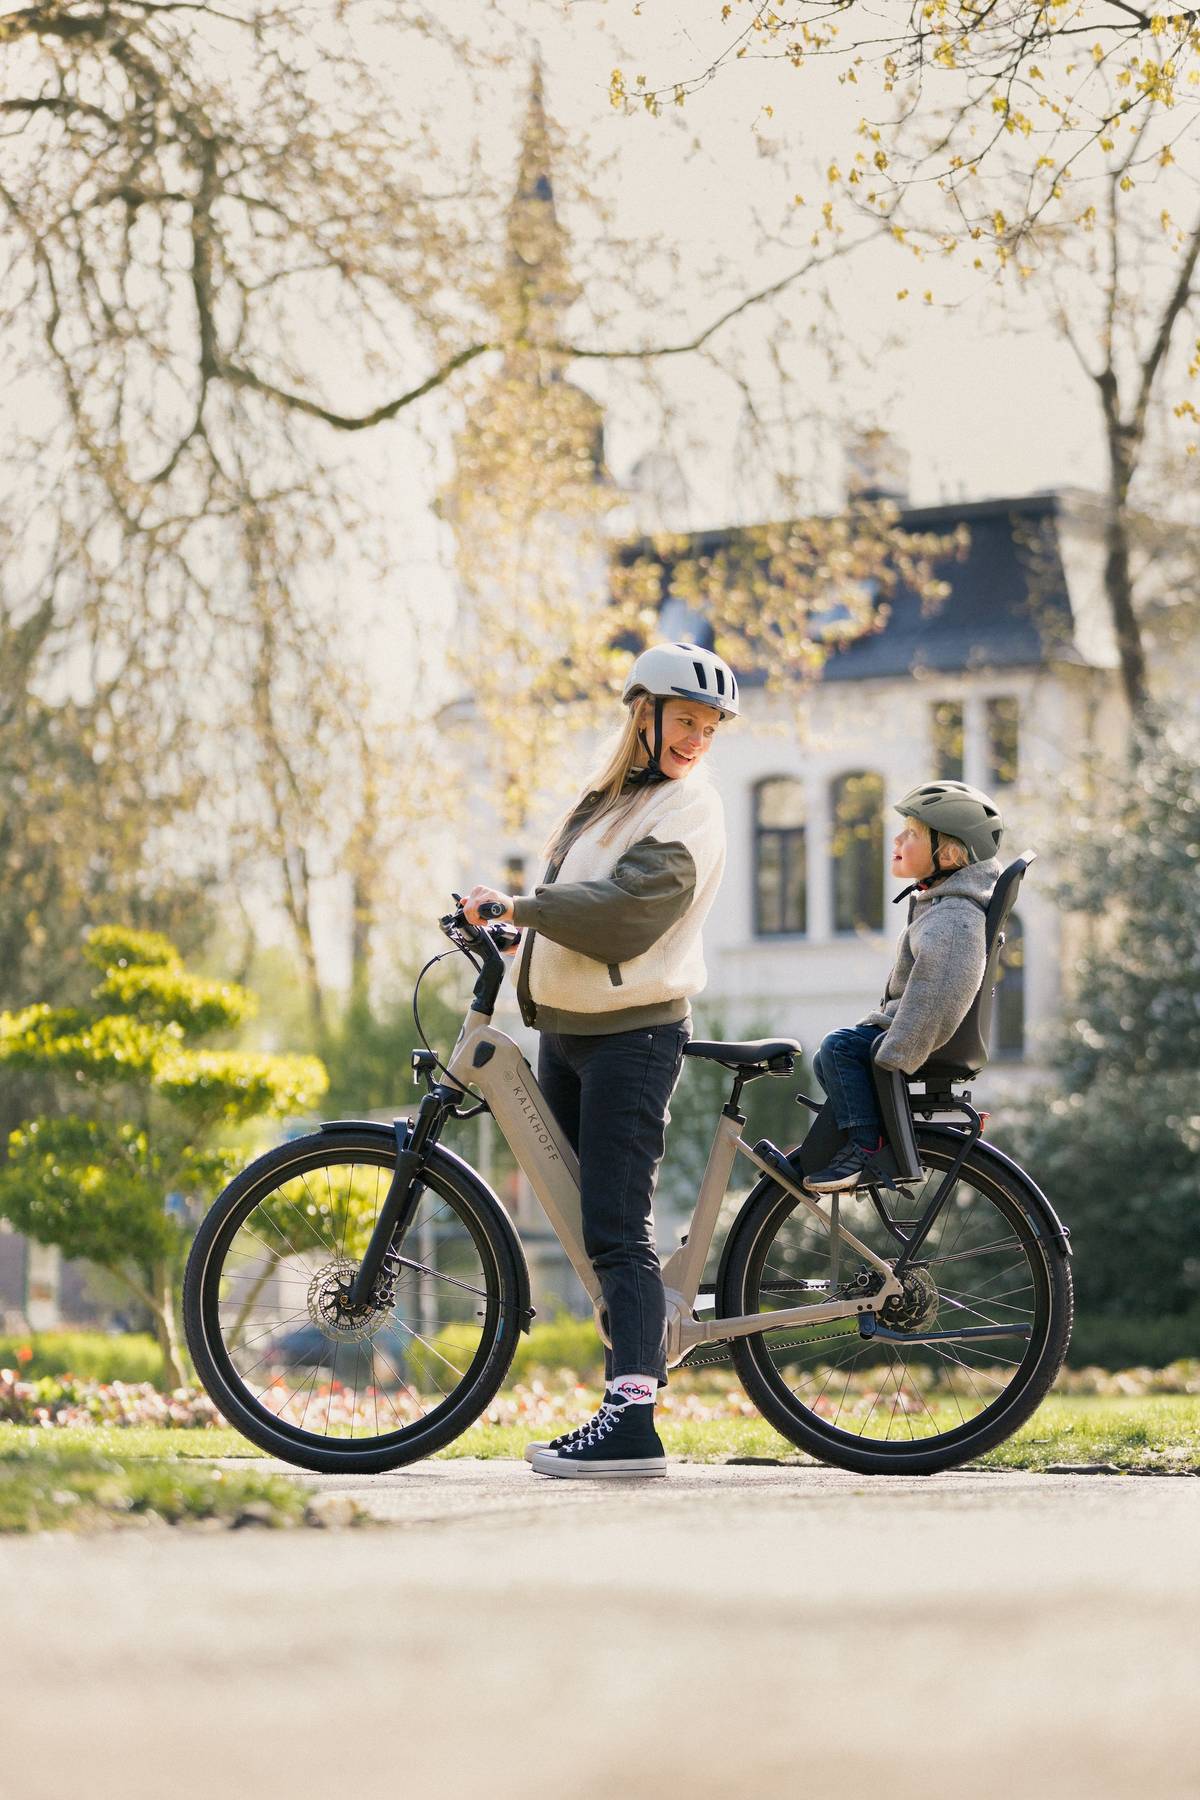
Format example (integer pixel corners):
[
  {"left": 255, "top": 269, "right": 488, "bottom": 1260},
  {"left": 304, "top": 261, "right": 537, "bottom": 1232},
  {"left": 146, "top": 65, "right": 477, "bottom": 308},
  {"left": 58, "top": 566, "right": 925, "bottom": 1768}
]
[{"left": 461, "top": 641, "right": 737, "bottom": 1478}]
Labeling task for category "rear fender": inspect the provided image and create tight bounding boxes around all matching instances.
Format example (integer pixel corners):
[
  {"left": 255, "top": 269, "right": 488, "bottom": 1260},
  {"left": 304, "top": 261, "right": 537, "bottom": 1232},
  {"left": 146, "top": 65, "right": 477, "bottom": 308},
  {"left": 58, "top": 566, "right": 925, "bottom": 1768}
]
[
  {"left": 318, "top": 1118, "right": 536, "bottom": 1330},
  {"left": 915, "top": 1123, "right": 1073, "bottom": 1256}
]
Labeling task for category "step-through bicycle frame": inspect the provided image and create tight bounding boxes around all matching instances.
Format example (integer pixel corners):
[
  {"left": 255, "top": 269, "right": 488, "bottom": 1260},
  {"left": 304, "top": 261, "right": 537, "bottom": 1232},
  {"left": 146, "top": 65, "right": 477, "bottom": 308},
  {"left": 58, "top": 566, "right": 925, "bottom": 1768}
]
[
  {"left": 404, "top": 906, "right": 922, "bottom": 1366},
  {"left": 349, "top": 907, "right": 1035, "bottom": 1367},
  {"left": 442, "top": 1005, "right": 910, "bottom": 1365}
]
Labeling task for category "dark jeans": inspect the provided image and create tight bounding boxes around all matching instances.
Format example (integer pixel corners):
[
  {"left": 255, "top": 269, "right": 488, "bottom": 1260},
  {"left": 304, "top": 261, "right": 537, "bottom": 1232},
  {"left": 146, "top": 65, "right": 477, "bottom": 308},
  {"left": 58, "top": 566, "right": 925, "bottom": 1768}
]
[
  {"left": 537, "top": 1021, "right": 690, "bottom": 1387},
  {"left": 813, "top": 1025, "right": 886, "bottom": 1141}
]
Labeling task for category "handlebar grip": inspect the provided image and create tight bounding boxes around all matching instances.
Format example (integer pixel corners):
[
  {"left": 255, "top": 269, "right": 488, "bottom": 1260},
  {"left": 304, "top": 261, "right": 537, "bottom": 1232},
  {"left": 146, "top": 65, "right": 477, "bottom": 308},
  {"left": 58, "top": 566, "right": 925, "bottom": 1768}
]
[{"left": 478, "top": 900, "right": 509, "bottom": 920}]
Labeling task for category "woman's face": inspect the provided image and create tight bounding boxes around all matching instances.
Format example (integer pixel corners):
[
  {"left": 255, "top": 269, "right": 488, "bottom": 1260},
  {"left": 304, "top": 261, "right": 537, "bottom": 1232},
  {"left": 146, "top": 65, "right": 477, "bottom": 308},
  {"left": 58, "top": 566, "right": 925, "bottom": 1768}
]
[{"left": 644, "top": 697, "right": 723, "bottom": 778}]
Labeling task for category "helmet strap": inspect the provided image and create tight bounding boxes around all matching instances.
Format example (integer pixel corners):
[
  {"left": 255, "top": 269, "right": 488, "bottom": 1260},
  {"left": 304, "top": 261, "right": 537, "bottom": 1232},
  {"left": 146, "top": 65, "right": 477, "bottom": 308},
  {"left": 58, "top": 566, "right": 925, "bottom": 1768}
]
[
  {"left": 629, "top": 697, "right": 668, "bottom": 787},
  {"left": 892, "top": 826, "right": 953, "bottom": 906}
]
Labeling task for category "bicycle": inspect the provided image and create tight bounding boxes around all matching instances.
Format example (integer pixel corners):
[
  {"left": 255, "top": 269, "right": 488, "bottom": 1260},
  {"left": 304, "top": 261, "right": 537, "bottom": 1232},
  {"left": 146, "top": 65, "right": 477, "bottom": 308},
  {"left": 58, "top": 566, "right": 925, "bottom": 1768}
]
[{"left": 184, "top": 856, "right": 1073, "bottom": 1477}]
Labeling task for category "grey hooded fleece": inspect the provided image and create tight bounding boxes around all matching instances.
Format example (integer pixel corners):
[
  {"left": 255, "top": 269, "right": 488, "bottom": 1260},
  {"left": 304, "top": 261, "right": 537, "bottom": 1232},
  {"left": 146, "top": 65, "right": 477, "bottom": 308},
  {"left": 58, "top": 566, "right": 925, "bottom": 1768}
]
[{"left": 860, "top": 858, "right": 1001, "bottom": 1074}]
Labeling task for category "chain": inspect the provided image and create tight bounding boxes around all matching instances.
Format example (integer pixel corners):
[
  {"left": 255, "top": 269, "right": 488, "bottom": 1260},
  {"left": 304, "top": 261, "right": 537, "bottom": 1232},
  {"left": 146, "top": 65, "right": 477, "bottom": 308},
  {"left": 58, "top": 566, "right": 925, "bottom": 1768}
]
[{"left": 679, "top": 1319, "right": 863, "bottom": 1369}]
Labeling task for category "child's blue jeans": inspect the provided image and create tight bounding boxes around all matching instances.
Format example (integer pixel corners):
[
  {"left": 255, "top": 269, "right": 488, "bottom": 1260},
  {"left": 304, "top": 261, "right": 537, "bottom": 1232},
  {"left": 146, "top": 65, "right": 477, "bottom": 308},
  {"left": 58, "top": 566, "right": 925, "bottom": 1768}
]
[{"left": 813, "top": 1025, "right": 887, "bottom": 1142}]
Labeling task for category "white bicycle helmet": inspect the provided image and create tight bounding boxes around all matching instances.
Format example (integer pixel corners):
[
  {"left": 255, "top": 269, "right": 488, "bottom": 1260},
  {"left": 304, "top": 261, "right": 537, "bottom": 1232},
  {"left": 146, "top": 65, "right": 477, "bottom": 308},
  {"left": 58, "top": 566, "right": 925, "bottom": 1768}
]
[
  {"left": 622, "top": 642, "right": 740, "bottom": 721},
  {"left": 622, "top": 641, "right": 739, "bottom": 786}
]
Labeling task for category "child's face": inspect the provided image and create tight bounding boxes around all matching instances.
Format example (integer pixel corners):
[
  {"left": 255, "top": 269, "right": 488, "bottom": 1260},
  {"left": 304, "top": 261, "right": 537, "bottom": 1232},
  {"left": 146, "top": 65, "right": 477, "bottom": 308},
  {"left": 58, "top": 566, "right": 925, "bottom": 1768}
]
[{"left": 892, "top": 821, "right": 936, "bottom": 882}]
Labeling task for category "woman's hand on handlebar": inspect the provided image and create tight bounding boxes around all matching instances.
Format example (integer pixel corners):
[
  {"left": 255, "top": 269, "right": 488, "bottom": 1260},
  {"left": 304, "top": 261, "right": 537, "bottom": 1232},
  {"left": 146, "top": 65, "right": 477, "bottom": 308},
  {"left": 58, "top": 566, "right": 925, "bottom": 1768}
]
[{"left": 461, "top": 885, "right": 515, "bottom": 927}]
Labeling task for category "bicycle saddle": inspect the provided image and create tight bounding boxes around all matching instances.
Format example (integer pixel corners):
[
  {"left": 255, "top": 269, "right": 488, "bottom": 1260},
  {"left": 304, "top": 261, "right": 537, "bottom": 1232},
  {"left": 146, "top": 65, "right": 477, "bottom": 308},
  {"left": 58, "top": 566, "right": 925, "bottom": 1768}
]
[{"left": 684, "top": 1037, "right": 802, "bottom": 1070}]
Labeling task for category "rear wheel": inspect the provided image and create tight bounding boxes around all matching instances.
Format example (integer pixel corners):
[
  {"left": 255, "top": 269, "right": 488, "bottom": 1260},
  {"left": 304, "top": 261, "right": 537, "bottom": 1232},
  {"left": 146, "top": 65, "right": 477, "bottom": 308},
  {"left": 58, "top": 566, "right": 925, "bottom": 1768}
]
[
  {"left": 183, "top": 1130, "right": 524, "bottom": 1473},
  {"left": 720, "top": 1132, "right": 1073, "bottom": 1475}
]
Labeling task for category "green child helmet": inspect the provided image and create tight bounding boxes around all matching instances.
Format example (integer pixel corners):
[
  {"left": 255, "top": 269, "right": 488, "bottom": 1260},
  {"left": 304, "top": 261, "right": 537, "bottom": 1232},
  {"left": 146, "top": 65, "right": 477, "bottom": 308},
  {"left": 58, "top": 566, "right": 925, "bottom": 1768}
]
[{"left": 895, "top": 779, "right": 1004, "bottom": 865}]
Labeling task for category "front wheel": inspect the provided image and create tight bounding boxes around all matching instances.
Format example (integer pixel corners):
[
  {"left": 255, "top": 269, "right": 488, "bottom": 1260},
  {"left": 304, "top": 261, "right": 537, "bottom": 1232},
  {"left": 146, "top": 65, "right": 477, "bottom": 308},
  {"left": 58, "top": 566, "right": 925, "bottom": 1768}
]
[
  {"left": 183, "top": 1130, "right": 525, "bottom": 1473},
  {"left": 720, "top": 1131, "right": 1073, "bottom": 1475}
]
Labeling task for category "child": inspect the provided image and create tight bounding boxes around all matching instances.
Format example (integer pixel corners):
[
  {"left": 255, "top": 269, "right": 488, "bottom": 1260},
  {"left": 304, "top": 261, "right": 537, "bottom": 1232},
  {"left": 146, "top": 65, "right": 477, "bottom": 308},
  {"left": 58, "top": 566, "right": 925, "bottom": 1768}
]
[{"left": 805, "top": 779, "right": 1004, "bottom": 1194}]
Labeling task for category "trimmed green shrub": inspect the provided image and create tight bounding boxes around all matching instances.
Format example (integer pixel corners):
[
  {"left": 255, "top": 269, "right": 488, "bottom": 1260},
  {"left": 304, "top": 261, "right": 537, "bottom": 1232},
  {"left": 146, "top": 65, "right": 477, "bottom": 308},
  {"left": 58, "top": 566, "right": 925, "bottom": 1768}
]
[
  {"left": 0, "top": 1331, "right": 166, "bottom": 1387},
  {"left": 1066, "top": 1312, "right": 1200, "bottom": 1371},
  {"left": 507, "top": 1311, "right": 604, "bottom": 1383}
]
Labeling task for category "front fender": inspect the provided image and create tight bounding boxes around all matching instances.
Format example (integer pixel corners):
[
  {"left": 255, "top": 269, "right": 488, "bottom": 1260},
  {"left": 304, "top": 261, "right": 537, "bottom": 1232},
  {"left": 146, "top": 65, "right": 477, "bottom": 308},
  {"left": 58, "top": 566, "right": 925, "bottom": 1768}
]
[{"left": 318, "top": 1118, "right": 536, "bottom": 1330}]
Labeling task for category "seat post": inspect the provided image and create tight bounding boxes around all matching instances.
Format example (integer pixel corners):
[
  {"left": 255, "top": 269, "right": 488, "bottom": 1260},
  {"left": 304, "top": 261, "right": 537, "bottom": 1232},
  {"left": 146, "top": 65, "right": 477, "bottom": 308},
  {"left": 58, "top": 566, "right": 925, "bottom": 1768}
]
[{"left": 726, "top": 1072, "right": 748, "bottom": 1117}]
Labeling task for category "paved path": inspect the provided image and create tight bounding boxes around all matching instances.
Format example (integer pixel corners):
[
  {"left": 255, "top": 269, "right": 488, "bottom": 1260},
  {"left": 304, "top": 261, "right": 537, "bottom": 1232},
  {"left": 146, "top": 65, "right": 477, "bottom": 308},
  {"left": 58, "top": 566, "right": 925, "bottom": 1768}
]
[{"left": 3, "top": 1460, "right": 1197, "bottom": 1800}]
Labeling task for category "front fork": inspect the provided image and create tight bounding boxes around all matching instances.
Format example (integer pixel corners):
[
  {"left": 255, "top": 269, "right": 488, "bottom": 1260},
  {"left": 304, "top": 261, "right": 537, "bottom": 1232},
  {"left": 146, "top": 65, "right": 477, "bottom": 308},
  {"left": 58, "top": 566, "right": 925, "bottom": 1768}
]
[{"left": 344, "top": 1088, "right": 453, "bottom": 1310}]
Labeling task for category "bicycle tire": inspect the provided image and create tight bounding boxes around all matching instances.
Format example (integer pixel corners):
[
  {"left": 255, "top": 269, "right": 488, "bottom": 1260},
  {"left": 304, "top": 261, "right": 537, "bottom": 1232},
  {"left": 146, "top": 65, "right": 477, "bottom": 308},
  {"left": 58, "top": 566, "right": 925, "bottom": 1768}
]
[
  {"left": 719, "top": 1131, "right": 1073, "bottom": 1476},
  {"left": 184, "top": 1130, "right": 524, "bottom": 1473}
]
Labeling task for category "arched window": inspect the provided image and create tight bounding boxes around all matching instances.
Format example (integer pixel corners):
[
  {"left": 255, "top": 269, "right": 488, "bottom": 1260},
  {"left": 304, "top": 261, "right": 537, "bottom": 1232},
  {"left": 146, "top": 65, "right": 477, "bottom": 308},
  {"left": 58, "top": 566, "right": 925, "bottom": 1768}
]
[
  {"left": 831, "top": 771, "right": 884, "bottom": 933},
  {"left": 753, "top": 778, "right": 806, "bottom": 936},
  {"left": 992, "top": 913, "right": 1025, "bottom": 1058}
]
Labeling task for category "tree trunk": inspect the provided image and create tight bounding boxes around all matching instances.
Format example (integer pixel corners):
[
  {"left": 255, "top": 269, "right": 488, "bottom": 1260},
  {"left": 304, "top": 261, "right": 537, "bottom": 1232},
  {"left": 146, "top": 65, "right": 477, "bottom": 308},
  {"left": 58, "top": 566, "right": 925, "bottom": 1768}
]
[
  {"left": 150, "top": 1261, "right": 187, "bottom": 1390},
  {"left": 1102, "top": 496, "right": 1151, "bottom": 726}
]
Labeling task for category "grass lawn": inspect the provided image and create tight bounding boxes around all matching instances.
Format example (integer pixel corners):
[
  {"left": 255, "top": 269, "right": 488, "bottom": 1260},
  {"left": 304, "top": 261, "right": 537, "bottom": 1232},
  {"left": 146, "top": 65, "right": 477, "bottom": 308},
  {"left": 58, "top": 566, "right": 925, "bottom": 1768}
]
[
  {"left": 1, "top": 1394, "right": 1197, "bottom": 1520},
  {"left": 446, "top": 1394, "right": 1200, "bottom": 1470},
  {"left": 0, "top": 1433, "right": 309, "bottom": 1534}
]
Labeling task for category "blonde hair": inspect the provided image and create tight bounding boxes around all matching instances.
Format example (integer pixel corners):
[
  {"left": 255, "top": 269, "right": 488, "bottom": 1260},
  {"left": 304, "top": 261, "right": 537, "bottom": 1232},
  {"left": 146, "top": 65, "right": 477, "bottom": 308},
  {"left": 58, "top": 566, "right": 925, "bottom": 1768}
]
[
  {"left": 543, "top": 698, "right": 655, "bottom": 863},
  {"left": 912, "top": 818, "right": 970, "bottom": 871}
]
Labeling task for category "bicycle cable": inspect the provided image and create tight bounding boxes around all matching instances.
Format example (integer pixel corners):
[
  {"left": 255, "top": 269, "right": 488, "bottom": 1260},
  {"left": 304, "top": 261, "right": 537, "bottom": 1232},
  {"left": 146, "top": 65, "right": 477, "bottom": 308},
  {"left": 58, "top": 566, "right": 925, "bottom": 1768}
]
[{"left": 410, "top": 945, "right": 484, "bottom": 1099}]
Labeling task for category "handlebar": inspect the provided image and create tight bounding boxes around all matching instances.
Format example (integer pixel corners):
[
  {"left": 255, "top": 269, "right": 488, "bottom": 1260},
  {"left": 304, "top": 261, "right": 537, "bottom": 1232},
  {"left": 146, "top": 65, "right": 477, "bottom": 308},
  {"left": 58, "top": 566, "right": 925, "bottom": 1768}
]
[{"left": 440, "top": 895, "right": 521, "bottom": 1013}]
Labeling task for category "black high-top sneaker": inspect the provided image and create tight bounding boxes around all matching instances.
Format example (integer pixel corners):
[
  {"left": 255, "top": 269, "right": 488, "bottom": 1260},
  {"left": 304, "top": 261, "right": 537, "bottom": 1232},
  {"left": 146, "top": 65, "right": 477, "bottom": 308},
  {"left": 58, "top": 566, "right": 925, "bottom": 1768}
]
[
  {"left": 529, "top": 1396, "right": 666, "bottom": 1479},
  {"left": 523, "top": 1412, "right": 597, "bottom": 1466}
]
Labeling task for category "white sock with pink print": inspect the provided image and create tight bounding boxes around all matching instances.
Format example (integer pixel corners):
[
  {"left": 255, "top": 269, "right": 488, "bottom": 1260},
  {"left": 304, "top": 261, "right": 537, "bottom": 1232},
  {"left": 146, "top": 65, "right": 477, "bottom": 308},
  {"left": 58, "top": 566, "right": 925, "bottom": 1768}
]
[{"left": 607, "top": 1375, "right": 657, "bottom": 1406}]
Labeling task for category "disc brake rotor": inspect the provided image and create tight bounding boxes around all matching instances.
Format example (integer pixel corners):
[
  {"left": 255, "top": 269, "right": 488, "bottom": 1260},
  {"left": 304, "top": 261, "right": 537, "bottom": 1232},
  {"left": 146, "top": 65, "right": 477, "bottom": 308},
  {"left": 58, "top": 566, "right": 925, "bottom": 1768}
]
[{"left": 307, "top": 1257, "right": 390, "bottom": 1345}]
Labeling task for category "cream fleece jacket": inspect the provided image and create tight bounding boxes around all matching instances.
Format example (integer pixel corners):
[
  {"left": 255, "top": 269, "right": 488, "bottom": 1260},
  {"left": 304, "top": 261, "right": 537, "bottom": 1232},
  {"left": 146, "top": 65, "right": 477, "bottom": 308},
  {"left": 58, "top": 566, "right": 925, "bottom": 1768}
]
[{"left": 512, "top": 774, "right": 726, "bottom": 1034}]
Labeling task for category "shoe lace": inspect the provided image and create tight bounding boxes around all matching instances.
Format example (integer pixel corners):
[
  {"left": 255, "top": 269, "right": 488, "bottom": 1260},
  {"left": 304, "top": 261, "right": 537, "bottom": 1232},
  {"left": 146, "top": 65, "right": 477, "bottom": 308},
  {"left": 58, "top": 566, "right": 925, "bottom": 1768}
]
[
  {"left": 568, "top": 1400, "right": 623, "bottom": 1449},
  {"left": 552, "top": 1398, "right": 625, "bottom": 1448}
]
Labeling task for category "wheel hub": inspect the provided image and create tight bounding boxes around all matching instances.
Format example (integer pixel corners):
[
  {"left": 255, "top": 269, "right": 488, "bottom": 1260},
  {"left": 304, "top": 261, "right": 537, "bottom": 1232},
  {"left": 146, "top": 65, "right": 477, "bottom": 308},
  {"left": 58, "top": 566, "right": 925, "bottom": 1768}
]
[
  {"left": 879, "top": 1264, "right": 940, "bottom": 1333},
  {"left": 307, "top": 1258, "right": 390, "bottom": 1345}
]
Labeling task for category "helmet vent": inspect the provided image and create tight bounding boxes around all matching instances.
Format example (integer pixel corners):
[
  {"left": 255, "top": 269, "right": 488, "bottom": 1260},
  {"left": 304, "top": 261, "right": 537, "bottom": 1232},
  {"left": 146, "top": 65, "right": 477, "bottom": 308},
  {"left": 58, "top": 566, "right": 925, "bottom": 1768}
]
[
  {"left": 714, "top": 665, "right": 726, "bottom": 696},
  {"left": 692, "top": 660, "right": 709, "bottom": 689}
]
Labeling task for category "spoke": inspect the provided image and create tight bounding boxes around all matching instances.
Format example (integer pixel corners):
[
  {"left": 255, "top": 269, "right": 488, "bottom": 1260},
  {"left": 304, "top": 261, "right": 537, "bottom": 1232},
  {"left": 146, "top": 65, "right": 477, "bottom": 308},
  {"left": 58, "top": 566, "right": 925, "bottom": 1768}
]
[
  {"left": 938, "top": 1281, "right": 1033, "bottom": 1319},
  {"left": 369, "top": 1339, "right": 430, "bottom": 1423},
  {"left": 235, "top": 1223, "right": 302, "bottom": 1269},
  {"left": 367, "top": 1352, "right": 408, "bottom": 1431},
  {"left": 928, "top": 1342, "right": 996, "bottom": 1411},
  {"left": 228, "top": 1311, "right": 315, "bottom": 1378},
  {"left": 926, "top": 1236, "right": 1022, "bottom": 1268},
  {"left": 279, "top": 1175, "right": 339, "bottom": 1256},
  {"left": 390, "top": 1257, "right": 490, "bottom": 1301},
  {"left": 389, "top": 1315, "right": 465, "bottom": 1393},
  {"left": 221, "top": 1248, "right": 310, "bottom": 1285},
  {"left": 226, "top": 1308, "right": 311, "bottom": 1359},
  {"left": 301, "top": 1336, "right": 334, "bottom": 1434}
]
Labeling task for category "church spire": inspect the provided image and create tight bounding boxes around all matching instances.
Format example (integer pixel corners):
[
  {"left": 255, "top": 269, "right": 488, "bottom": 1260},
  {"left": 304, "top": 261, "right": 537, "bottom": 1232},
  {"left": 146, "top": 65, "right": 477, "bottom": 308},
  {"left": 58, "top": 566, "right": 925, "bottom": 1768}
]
[{"left": 503, "top": 59, "right": 580, "bottom": 343}]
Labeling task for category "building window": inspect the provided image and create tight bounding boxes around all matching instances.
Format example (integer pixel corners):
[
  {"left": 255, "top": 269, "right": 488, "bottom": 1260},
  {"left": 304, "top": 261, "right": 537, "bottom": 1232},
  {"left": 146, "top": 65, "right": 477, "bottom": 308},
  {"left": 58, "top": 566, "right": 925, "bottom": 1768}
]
[
  {"left": 659, "top": 596, "right": 714, "bottom": 650},
  {"left": 986, "top": 696, "right": 1020, "bottom": 787},
  {"left": 930, "top": 700, "right": 964, "bottom": 781},
  {"left": 753, "top": 778, "right": 806, "bottom": 935},
  {"left": 831, "top": 771, "right": 884, "bottom": 933},
  {"left": 504, "top": 854, "right": 527, "bottom": 895},
  {"left": 992, "top": 913, "right": 1025, "bottom": 1058}
]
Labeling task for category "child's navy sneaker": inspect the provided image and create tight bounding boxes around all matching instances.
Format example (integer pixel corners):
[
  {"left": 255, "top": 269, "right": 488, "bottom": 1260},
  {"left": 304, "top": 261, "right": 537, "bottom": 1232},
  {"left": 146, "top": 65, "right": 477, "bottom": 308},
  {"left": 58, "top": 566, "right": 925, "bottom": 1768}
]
[
  {"left": 529, "top": 1396, "right": 666, "bottom": 1479},
  {"left": 804, "top": 1139, "right": 886, "bottom": 1193}
]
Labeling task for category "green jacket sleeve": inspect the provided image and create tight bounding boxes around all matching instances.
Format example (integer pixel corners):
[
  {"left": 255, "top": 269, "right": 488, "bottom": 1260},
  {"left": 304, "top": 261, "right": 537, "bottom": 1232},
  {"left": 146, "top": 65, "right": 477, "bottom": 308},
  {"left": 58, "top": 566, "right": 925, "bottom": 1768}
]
[{"left": 512, "top": 837, "right": 697, "bottom": 964}]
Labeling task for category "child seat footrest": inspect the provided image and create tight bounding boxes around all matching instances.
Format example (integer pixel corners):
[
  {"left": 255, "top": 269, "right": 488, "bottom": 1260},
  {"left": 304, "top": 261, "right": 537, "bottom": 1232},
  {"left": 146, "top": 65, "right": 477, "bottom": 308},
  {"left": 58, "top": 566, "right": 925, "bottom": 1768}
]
[{"left": 870, "top": 1051, "right": 923, "bottom": 1184}]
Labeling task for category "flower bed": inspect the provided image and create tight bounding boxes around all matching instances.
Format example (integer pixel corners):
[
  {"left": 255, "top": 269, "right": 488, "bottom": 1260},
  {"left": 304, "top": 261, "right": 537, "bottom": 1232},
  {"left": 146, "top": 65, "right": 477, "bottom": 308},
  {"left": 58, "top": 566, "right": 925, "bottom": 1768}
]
[
  {"left": 0, "top": 1368, "right": 223, "bottom": 1430},
  {"left": 4, "top": 1357, "right": 1197, "bottom": 1437}
]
